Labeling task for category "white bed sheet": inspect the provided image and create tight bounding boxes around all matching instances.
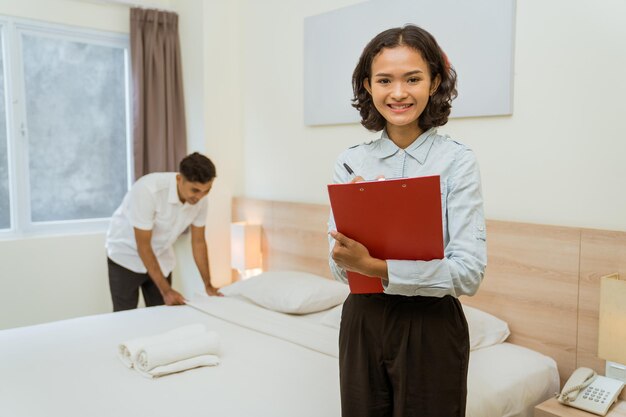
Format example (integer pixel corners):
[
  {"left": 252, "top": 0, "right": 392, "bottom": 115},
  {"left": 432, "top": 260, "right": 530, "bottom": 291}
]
[
  {"left": 0, "top": 298, "right": 340, "bottom": 417},
  {"left": 0, "top": 295, "right": 558, "bottom": 417}
]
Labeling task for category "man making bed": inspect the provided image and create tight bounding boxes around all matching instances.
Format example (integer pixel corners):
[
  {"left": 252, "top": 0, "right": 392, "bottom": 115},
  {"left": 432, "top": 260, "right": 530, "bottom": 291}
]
[{"left": 105, "top": 152, "right": 221, "bottom": 312}]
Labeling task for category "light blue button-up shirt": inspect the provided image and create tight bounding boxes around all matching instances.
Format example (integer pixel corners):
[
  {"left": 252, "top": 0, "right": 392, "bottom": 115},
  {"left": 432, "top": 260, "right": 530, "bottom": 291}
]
[{"left": 328, "top": 128, "right": 487, "bottom": 298}]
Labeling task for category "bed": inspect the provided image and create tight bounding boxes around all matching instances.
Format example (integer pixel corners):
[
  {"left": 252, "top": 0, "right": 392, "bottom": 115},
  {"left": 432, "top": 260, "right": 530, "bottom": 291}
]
[
  {"left": 0, "top": 295, "right": 341, "bottom": 417},
  {"left": 0, "top": 282, "right": 557, "bottom": 417},
  {"left": 2, "top": 196, "right": 624, "bottom": 416},
  {"left": 229, "top": 198, "right": 626, "bottom": 401}
]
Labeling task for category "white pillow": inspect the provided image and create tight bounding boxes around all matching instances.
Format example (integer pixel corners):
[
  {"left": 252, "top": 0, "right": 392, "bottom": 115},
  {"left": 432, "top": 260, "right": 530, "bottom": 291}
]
[
  {"left": 220, "top": 270, "right": 350, "bottom": 314},
  {"left": 317, "top": 302, "right": 510, "bottom": 350},
  {"left": 463, "top": 304, "right": 510, "bottom": 350}
]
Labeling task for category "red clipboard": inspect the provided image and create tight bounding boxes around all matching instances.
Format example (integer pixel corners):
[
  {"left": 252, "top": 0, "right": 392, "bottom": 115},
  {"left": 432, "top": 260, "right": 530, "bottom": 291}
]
[{"left": 328, "top": 175, "right": 444, "bottom": 294}]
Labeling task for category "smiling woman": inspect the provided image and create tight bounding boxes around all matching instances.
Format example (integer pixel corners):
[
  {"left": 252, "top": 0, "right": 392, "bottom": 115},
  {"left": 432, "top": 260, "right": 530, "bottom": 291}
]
[
  {"left": 328, "top": 25, "right": 485, "bottom": 417},
  {"left": 303, "top": 0, "right": 515, "bottom": 125},
  {"left": 363, "top": 46, "right": 441, "bottom": 148},
  {"left": 351, "top": 26, "right": 457, "bottom": 141}
]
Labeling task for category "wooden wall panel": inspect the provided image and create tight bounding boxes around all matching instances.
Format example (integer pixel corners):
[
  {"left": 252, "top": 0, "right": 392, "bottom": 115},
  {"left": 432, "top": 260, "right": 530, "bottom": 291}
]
[
  {"left": 232, "top": 197, "right": 626, "bottom": 387},
  {"left": 268, "top": 200, "right": 331, "bottom": 279},
  {"left": 232, "top": 197, "right": 331, "bottom": 278},
  {"left": 462, "top": 220, "right": 580, "bottom": 384}
]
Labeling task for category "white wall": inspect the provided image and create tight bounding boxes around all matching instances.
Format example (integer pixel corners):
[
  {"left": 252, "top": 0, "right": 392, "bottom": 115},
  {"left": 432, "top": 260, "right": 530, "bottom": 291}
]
[
  {"left": 239, "top": 0, "right": 626, "bottom": 232},
  {"left": 0, "top": 0, "right": 132, "bottom": 32},
  {"left": 0, "top": 233, "right": 110, "bottom": 329},
  {"left": 171, "top": 0, "right": 244, "bottom": 293},
  {"left": 200, "top": 0, "right": 243, "bottom": 288},
  {"left": 0, "top": 0, "right": 137, "bottom": 330},
  {"left": 0, "top": 0, "right": 240, "bottom": 329},
  {"left": 3, "top": 0, "right": 625, "bottom": 329}
]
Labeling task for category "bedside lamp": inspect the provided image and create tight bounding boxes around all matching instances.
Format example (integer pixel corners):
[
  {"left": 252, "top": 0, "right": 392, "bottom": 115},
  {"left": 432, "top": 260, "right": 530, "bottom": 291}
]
[
  {"left": 230, "top": 222, "right": 262, "bottom": 280},
  {"left": 598, "top": 273, "right": 626, "bottom": 383}
]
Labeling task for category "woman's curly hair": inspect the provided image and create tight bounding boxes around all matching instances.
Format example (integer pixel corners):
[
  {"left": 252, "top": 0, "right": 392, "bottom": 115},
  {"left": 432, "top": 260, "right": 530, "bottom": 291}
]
[{"left": 351, "top": 25, "right": 457, "bottom": 132}]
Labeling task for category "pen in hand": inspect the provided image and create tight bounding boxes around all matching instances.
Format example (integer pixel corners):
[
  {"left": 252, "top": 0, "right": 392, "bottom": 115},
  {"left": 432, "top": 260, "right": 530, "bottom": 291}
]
[
  {"left": 343, "top": 163, "right": 355, "bottom": 176},
  {"left": 343, "top": 163, "right": 366, "bottom": 183},
  {"left": 343, "top": 163, "right": 385, "bottom": 182}
]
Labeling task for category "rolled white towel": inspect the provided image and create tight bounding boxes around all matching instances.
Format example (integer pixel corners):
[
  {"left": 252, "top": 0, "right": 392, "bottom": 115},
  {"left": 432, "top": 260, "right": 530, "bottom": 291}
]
[
  {"left": 135, "top": 354, "right": 220, "bottom": 379},
  {"left": 117, "top": 324, "right": 206, "bottom": 368},
  {"left": 134, "top": 331, "right": 220, "bottom": 372}
]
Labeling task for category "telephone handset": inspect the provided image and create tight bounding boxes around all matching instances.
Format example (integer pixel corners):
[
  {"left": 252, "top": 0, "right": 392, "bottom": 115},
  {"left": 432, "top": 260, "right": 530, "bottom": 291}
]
[{"left": 557, "top": 367, "right": 625, "bottom": 415}]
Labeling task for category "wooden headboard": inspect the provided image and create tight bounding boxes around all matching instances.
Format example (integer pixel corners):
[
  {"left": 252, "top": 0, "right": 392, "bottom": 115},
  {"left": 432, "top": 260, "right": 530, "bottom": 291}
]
[{"left": 232, "top": 197, "right": 626, "bottom": 386}]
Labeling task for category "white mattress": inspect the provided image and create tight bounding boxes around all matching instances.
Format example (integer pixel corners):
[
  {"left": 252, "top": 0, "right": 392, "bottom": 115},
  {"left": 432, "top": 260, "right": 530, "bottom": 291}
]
[{"left": 0, "top": 295, "right": 558, "bottom": 417}]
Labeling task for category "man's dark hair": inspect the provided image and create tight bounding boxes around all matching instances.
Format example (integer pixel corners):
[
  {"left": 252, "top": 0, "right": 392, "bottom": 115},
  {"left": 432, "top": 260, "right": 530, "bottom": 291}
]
[
  {"left": 179, "top": 152, "right": 216, "bottom": 183},
  {"left": 351, "top": 24, "right": 458, "bottom": 132}
]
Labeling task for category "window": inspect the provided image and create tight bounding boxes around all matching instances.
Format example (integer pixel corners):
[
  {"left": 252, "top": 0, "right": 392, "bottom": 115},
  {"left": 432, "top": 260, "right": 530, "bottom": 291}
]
[{"left": 0, "top": 18, "right": 132, "bottom": 236}]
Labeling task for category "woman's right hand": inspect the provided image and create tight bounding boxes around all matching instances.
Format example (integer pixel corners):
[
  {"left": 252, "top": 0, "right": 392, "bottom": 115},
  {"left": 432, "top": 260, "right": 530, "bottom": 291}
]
[{"left": 349, "top": 175, "right": 386, "bottom": 183}]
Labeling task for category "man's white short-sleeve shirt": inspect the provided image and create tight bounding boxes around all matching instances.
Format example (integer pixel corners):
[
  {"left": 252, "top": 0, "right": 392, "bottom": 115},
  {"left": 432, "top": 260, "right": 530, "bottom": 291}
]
[{"left": 106, "top": 172, "right": 208, "bottom": 275}]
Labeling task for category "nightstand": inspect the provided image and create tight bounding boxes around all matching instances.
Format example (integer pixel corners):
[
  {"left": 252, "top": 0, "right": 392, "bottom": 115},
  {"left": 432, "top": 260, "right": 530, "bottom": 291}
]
[{"left": 535, "top": 397, "right": 626, "bottom": 417}]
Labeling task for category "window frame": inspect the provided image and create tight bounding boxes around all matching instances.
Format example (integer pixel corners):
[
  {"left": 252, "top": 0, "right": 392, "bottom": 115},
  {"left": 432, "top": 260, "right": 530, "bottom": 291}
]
[{"left": 0, "top": 16, "right": 133, "bottom": 239}]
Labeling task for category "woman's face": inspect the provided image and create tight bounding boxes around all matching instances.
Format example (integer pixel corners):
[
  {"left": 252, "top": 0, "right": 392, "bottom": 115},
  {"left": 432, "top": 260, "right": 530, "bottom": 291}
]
[{"left": 364, "top": 45, "right": 439, "bottom": 138}]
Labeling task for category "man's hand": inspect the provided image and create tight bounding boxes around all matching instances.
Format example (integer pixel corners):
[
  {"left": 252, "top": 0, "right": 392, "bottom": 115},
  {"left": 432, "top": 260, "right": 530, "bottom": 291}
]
[
  {"left": 162, "top": 288, "right": 186, "bottom": 305},
  {"left": 205, "top": 283, "right": 223, "bottom": 297}
]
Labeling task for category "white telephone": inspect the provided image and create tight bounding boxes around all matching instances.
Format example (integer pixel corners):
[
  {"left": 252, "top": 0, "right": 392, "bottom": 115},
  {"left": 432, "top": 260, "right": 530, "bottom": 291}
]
[{"left": 557, "top": 367, "right": 625, "bottom": 416}]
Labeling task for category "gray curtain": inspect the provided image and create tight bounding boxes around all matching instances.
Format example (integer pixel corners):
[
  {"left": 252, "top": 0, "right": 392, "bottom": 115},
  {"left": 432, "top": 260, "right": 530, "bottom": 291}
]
[{"left": 130, "top": 8, "right": 187, "bottom": 179}]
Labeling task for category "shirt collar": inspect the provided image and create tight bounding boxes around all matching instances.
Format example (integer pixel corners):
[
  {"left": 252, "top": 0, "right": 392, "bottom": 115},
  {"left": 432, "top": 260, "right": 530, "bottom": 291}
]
[
  {"left": 168, "top": 174, "right": 182, "bottom": 205},
  {"left": 371, "top": 128, "right": 437, "bottom": 164}
]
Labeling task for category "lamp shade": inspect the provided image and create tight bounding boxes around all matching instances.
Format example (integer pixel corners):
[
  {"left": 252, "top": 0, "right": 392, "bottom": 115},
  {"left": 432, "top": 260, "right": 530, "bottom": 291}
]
[
  {"left": 598, "top": 273, "right": 626, "bottom": 365},
  {"left": 230, "top": 222, "right": 262, "bottom": 271}
]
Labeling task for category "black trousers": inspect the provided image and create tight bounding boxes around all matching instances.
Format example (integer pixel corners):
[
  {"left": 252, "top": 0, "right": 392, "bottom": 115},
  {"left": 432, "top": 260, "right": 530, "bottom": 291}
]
[
  {"left": 339, "top": 293, "right": 469, "bottom": 417},
  {"left": 107, "top": 257, "right": 172, "bottom": 312}
]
